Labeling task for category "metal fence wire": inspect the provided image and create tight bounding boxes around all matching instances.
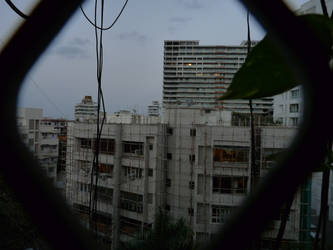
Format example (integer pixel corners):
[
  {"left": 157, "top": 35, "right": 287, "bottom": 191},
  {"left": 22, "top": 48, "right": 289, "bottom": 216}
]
[{"left": 0, "top": 0, "right": 333, "bottom": 249}]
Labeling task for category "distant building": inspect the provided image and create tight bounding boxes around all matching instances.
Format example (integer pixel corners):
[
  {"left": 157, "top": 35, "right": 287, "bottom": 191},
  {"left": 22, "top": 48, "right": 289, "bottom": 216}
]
[
  {"left": 17, "top": 107, "right": 69, "bottom": 188},
  {"left": 40, "top": 118, "right": 68, "bottom": 188},
  {"left": 75, "top": 96, "right": 98, "bottom": 121},
  {"left": 107, "top": 110, "right": 160, "bottom": 124},
  {"left": 17, "top": 107, "right": 43, "bottom": 154},
  {"left": 148, "top": 101, "right": 160, "bottom": 117},
  {"left": 273, "top": 86, "right": 303, "bottom": 127},
  {"left": 162, "top": 40, "right": 273, "bottom": 115}
]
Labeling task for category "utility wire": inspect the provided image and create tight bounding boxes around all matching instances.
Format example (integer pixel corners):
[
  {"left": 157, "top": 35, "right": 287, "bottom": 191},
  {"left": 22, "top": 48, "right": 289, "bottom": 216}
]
[
  {"left": 80, "top": 0, "right": 129, "bottom": 31},
  {"left": 4, "top": 0, "right": 29, "bottom": 19},
  {"left": 87, "top": 0, "right": 110, "bottom": 242},
  {"left": 30, "top": 78, "right": 67, "bottom": 118}
]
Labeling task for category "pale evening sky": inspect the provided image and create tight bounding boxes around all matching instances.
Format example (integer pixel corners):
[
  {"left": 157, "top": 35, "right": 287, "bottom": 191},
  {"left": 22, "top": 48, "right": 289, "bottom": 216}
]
[{"left": 0, "top": 0, "right": 308, "bottom": 119}]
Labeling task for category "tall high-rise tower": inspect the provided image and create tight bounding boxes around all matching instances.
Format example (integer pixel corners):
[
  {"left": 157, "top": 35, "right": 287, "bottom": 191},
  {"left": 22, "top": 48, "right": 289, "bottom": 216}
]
[{"left": 162, "top": 40, "right": 273, "bottom": 114}]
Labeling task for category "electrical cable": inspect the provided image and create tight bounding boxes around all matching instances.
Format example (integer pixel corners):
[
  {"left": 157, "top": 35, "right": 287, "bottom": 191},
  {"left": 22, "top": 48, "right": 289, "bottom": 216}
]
[
  {"left": 30, "top": 78, "right": 67, "bottom": 118},
  {"left": 80, "top": 0, "right": 128, "bottom": 31},
  {"left": 4, "top": 0, "right": 29, "bottom": 19}
]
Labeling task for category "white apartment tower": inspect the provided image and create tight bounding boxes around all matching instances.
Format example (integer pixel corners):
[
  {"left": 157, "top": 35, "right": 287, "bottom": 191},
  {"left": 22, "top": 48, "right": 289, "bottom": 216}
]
[
  {"left": 75, "top": 96, "right": 98, "bottom": 121},
  {"left": 163, "top": 40, "right": 273, "bottom": 114},
  {"left": 273, "top": 86, "right": 303, "bottom": 127}
]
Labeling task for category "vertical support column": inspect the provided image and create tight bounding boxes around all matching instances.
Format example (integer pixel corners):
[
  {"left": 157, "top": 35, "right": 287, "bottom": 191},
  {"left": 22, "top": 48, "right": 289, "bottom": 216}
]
[
  {"left": 142, "top": 137, "right": 150, "bottom": 232},
  {"left": 112, "top": 124, "right": 122, "bottom": 250}
]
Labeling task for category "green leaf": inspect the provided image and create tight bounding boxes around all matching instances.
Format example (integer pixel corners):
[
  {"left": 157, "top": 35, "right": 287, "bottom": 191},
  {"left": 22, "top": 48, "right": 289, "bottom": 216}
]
[{"left": 220, "top": 14, "right": 333, "bottom": 100}]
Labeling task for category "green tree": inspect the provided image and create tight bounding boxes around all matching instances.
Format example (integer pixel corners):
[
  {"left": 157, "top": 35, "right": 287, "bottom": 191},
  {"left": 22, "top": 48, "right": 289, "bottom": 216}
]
[{"left": 118, "top": 210, "right": 198, "bottom": 250}]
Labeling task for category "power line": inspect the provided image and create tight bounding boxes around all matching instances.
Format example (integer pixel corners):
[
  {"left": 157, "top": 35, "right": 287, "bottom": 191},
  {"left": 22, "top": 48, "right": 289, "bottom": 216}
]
[
  {"left": 80, "top": 0, "right": 129, "bottom": 31},
  {"left": 29, "top": 78, "right": 67, "bottom": 118},
  {"left": 4, "top": 0, "right": 29, "bottom": 19}
]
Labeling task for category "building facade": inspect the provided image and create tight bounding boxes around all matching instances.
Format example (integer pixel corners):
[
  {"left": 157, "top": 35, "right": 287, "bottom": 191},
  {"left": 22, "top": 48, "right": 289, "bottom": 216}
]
[
  {"left": 75, "top": 96, "right": 98, "bottom": 121},
  {"left": 273, "top": 86, "right": 303, "bottom": 127},
  {"left": 65, "top": 116, "right": 310, "bottom": 248},
  {"left": 148, "top": 101, "right": 160, "bottom": 117},
  {"left": 17, "top": 108, "right": 69, "bottom": 186},
  {"left": 162, "top": 40, "right": 273, "bottom": 114}
]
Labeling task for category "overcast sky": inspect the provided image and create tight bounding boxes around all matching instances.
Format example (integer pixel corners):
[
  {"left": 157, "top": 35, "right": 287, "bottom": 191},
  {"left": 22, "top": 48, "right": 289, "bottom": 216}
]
[{"left": 0, "top": 0, "right": 308, "bottom": 119}]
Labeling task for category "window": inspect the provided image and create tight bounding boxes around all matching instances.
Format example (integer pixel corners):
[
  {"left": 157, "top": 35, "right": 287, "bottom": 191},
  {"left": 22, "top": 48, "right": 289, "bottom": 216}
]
[
  {"left": 29, "top": 119, "right": 34, "bottom": 130},
  {"left": 98, "top": 163, "right": 113, "bottom": 176},
  {"left": 97, "top": 186, "right": 113, "bottom": 203},
  {"left": 92, "top": 139, "right": 115, "bottom": 154},
  {"left": 123, "top": 141, "right": 143, "bottom": 156},
  {"left": 166, "top": 178, "right": 171, "bottom": 187},
  {"left": 213, "top": 146, "right": 249, "bottom": 163},
  {"left": 123, "top": 166, "right": 143, "bottom": 180},
  {"left": 290, "top": 117, "right": 299, "bottom": 126},
  {"left": 149, "top": 144, "right": 153, "bottom": 150},
  {"left": 213, "top": 176, "right": 248, "bottom": 194},
  {"left": 289, "top": 103, "right": 299, "bottom": 113},
  {"left": 189, "top": 154, "right": 195, "bottom": 162},
  {"left": 190, "top": 128, "right": 196, "bottom": 136},
  {"left": 167, "top": 127, "right": 173, "bottom": 135},
  {"left": 262, "top": 148, "right": 284, "bottom": 169},
  {"left": 188, "top": 208, "right": 194, "bottom": 216},
  {"left": 167, "top": 153, "right": 172, "bottom": 160},
  {"left": 148, "top": 168, "right": 153, "bottom": 177},
  {"left": 79, "top": 138, "right": 91, "bottom": 149},
  {"left": 98, "top": 139, "right": 115, "bottom": 155},
  {"left": 165, "top": 204, "right": 170, "bottom": 211},
  {"left": 120, "top": 191, "right": 143, "bottom": 213},
  {"left": 189, "top": 181, "right": 195, "bottom": 189},
  {"left": 211, "top": 205, "right": 234, "bottom": 223},
  {"left": 290, "top": 88, "right": 300, "bottom": 99},
  {"left": 120, "top": 216, "right": 141, "bottom": 236}
]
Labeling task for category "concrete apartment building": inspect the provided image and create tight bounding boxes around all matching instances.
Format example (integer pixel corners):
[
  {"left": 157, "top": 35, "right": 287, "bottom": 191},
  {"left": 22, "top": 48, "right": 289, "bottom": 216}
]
[
  {"left": 273, "top": 0, "right": 333, "bottom": 223},
  {"left": 147, "top": 101, "right": 160, "bottom": 117},
  {"left": 17, "top": 107, "right": 68, "bottom": 186},
  {"left": 65, "top": 113, "right": 311, "bottom": 247},
  {"left": 163, "top": 40, "right": 273, "bottom": 115},
  {"left": 64, "top": 36, "right": 314, "bottom": 247},
  {"left": 75, "top": 96, "right": 98, "bottom": 122},
  {"left": 273, "top": 86, "right": 303, "bottom": 127}
]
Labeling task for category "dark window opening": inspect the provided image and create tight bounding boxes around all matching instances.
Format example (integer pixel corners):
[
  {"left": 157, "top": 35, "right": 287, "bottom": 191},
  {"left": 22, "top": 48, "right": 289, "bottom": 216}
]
[
  {"left": 213, "top": 176, "right": 247, "bottom": 194},
  {"left": 123, "top": 141, "right": 143, "bottom": 156},
  {"left": 213, "top": 146, "right": 249, "bottom": 163}
]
